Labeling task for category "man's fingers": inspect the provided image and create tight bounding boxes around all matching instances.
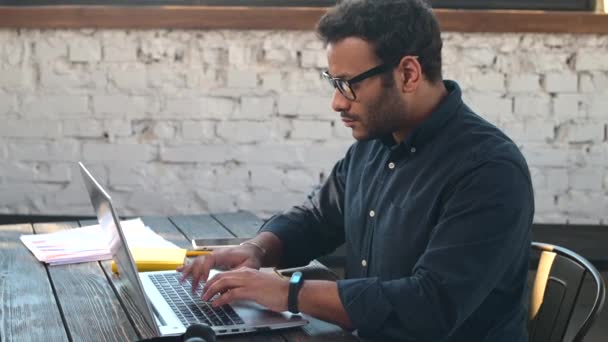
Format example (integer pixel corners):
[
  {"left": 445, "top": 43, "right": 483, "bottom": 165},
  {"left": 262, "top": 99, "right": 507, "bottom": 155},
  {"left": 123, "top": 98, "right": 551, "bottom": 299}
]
[
  {"left": 202, "top": 276, "right": 244, "bottom": 302},
  {"left": 190, "top": 255, "right": 215, "bottom": 293},
  {"left": 200, "top": 255, "right": 216, "bottom": 283},
  {"left": 212, "top": 288, "right": 247, "bottom": 307},
  {"left": 178, "top": 263, "right": 192, "bottom": 282}
]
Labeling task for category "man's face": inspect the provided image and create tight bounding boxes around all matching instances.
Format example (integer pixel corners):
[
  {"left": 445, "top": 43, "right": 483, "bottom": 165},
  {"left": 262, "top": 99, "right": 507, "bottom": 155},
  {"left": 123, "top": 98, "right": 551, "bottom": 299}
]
[{"left": 326, "top": 37, "right": 406, "bottom": 141}]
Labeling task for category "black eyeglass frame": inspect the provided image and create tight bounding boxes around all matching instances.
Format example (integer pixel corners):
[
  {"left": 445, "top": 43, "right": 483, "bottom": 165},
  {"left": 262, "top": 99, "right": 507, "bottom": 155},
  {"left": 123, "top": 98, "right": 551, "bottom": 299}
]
[
  {"left": 322, "top": 63, "right": 394, "bottom": 101},
  {"left": 321, "top": 56, "right": 419, "bottom": 101}
]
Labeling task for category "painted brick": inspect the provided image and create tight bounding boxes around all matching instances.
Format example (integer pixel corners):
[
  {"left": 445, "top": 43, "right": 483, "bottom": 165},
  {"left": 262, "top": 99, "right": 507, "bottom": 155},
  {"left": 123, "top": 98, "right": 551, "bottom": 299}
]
[
  {"left": 248, "top": 165, "right": 285, "bottom": 190},
  {"left": 0, "top": 29, "right": 607, "bottom": 222},
  {"left": 558, "top": 191, "right": 606, "bottom": 222},
  {"left": 560, "top": 123, "right": 604, "bottom": 143},
  {"left": 553, "top": 94, "right": 583, "bottom": 122},
  {"left": 228, "top": 45, "right": 257, "bottom": 67},
  {"left": 530, "top": 53, "right": 571, "bottom": 73},
  {"left": 104, "top": 119, "right": 133, "bottom": 138},
  {"left": 108, "top": 68, "right": 148, "bottom": 93},
  {"left": 165, "top": 97, "right": 236, "bottom": 119},
  {"left": 7, "top": 141, "right": 80, "bottom": 161},
  {"left": 260, "top": 72, "right": 283, "bottom": 91},
  {"left": 507, "top": 74, "right": 541, "bottom": 93},
  {"left": 513, "top": 95, "right": 551, "bottom": 119},
  {"left": 0, "top": 67, "right": 35, "bottom": 91},
  {"left": 264, "top": 49, "right": 292, "bottom": 65},
  {"left": 103, "top": 44, "right": 137, "bottom": 62},
  {"left": 502, "top": 120, "right": 554, "bottom": 143},
  {"left": 147, "top": 67, "right": 187, "bottom": 90},
  {"left": 545, "top": 168, "right": 568, "bottom": 192},
  {"left": 217, "top": 121, "right": 270, "bottom": 143},
  {"left": 291, "top": 120, "right": 333, "bottom": 141},
  {"left": 68, "top": 38, "right": 102, "bottom": 63},
  {"left": 463, "top": 93, "right": 512, "bottom": 124},
  {"left": 40, "top": 68, "right": 107, "bottom": 93},
  {"left": 236, "top": 97, "right": 275, "bottom": 120},
  {"left": 232, "top": 144, "right": 305, "bottom": 165},
  {"left": 544, "top": 72, "right": 578, "bottom": 93},
  {"left": 161, "top": 145, "right": 233, "bottom": 163},
  {"left": 0, "top": 161, "right": 36, "bottom": 182},
  {"left": 300, "top": 50, "right": 327, "bottom": 68},
  {"left": 569, "top": 168, "right": 603, "bottom": 191},
  {"left": 182, "top": 121, "right": 216, "bottom": 141},
  {"left": 521, "top": 145, "right": 569, "bottom": 167},
  {"left": 534, "top": 191, "right": 558, "bottom": 213},
  {"left": 462, "top": 48, "right": 496, "bottom": 67},
  {"left": 576, "top": 50, "right": 608, "bottom": 71},
  {"left": 63, "top": 119, "right": 104, "bottom": 138},
  {"left": 35, "top": 40, "right": 68, "bottom": 62},
  {"left": 284, "top": 169, "right": 317, "bottom": 193},
  {"left": 278, "top": 95, "right": 333, "bottom": 117},
  {"left": 21, "top": 95, "right": 89, "bottom": 118},
  {"left": 0, "top": 120, "right": 62, "bottom": 138},
  {"left": 35, "top": 163, "right": 72, "bottom": 183},
  {"left": 0, "top": 94, "right": 16, "bottom": 115},
  {"left": 469, "top": 72, "right": 505, "bottom": 92},
  {"left": 151, "top": 121, "right": 177, "bottom": 140},
  {"left": 588, "top": 97, "right": 608, "bottom": 119},
  {"left": 226, "top": 69, "right": 258, "bottom": 88},
  {"left": 93, "top": 95, "right": 149, "bottom": 117},
  {"left": 82, "top": 143, "right": 156, "bottom": 162},
  {"left": 579, "top": 72, "right": 608, "bottom": 93}
]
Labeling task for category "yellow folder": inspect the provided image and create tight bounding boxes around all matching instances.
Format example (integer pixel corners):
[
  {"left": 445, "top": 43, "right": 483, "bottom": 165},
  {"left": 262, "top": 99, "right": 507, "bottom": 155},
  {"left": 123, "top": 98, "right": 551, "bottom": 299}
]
[{"left": 111, "top": 247, "right": 209, "bottom": 274}]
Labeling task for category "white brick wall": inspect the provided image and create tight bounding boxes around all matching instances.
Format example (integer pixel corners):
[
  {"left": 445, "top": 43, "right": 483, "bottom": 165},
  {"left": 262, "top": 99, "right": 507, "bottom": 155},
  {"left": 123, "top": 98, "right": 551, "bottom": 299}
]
[{"left": 0, "top": 29, "right": 607, "bottom": 222}]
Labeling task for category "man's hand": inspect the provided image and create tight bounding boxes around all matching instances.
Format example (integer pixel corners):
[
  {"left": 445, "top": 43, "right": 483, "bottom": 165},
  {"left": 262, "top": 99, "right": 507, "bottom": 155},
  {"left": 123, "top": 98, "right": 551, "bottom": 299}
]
[
  {"left": 177, "top": 244, "right": 264, "bottom": 293},
  {"left": 201, "top": 267, "right": 290, "bottom": 313}
]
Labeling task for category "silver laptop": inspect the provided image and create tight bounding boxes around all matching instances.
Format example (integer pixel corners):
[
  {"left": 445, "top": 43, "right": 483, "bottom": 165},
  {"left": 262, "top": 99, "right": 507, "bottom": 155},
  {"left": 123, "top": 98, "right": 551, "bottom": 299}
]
[{"left": 78, "top": 162, "right": 308, "bottom": 338}]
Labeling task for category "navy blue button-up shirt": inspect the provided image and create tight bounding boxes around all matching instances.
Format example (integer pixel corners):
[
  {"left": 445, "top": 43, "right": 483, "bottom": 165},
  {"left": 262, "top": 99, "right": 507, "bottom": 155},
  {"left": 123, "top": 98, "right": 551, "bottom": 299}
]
[{"left": 262, "top": 80, "right": 533, "bottom": 341}]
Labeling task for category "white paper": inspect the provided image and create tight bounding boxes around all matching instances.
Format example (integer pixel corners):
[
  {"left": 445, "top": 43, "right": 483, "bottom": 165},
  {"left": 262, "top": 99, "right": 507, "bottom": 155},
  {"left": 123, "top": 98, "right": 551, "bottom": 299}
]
[{"left": 20, "top": 218, "right": 179, "bottom": 265}]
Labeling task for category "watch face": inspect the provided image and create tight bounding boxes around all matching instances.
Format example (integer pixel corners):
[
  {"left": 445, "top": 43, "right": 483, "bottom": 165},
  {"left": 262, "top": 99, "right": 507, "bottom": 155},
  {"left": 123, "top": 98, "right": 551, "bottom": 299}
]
[{"left": 290, "top": 271, "right": 303, "bottom": 284}]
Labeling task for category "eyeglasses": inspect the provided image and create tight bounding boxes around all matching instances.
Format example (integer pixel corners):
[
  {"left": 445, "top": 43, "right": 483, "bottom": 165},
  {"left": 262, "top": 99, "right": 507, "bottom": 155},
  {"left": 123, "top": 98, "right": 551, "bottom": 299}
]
[{"left": 322, "top": 63, "right": 394, "bottom": 101}]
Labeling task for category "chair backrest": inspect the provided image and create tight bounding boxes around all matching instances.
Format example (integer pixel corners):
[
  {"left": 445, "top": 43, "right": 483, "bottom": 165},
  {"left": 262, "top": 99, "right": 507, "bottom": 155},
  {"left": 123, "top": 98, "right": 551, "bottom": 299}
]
[{"left": 529, "top": 242, "right": 606, "bottom": 342}]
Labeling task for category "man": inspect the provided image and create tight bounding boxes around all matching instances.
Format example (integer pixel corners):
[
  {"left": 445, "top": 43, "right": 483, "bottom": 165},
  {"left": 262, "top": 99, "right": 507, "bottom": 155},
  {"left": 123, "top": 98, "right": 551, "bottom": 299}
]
[{"left": 179, "top": 0, "right": 533, "bottom": 340}]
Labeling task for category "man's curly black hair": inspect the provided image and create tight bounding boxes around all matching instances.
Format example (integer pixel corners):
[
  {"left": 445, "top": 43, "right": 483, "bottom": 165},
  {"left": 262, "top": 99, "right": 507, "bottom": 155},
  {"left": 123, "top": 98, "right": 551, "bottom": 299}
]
[{"left": 317, "top": 0, "right": 443, "bottom": 83}]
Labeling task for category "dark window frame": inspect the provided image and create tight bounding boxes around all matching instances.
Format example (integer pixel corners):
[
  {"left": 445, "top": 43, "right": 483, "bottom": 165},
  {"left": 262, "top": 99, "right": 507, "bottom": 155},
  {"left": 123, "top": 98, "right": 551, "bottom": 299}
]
[{"left": 0, "top": 0, "right": 597, "bottom": 11}]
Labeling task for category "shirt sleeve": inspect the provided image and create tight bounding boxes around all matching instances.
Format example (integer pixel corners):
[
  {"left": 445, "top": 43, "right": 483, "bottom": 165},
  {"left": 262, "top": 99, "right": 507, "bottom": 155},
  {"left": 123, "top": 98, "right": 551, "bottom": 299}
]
[
  {"left": 260, "top": 146, "right": 353, "bottom": 268},
  {"left": 336, "top": 158, "right": 534, "bottom": 341}
]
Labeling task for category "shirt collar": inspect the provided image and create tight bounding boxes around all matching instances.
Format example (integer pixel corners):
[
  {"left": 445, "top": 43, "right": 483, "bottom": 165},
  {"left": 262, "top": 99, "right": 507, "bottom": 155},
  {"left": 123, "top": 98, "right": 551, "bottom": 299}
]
[{"left": 380, "top": 80, "right": 463, "bottom": 152}]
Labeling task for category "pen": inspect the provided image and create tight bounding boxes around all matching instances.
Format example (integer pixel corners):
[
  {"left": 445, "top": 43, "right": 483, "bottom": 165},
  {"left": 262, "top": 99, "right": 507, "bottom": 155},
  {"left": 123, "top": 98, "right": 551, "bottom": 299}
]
[{"left": 185, "top": 250, "right": 213, "bottom": 257}]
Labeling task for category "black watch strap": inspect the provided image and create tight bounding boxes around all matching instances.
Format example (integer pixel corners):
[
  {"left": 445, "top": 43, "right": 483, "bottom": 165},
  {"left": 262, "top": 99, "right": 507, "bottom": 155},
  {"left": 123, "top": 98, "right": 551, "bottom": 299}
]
[{"left": 288, "top": 271, "right": 304, "bottom": 314}]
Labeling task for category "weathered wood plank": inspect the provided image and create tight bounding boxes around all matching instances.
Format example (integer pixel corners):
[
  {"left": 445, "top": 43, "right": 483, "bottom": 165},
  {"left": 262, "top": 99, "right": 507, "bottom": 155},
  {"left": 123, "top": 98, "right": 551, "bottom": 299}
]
[
  {"left": 140, "top": 216, "right": 192, "bottom": 249},
  {"left": 0, "top": 223, "right": 69, "bottom": 342},
  {"left": 282, "top": 317, "right": 359, "bottom": 342},
  {"left": 170, "top": 214, "right": 233, "bottom": 240},
  {"left": 79, "top": 219, "right": 167, "bottom": 340},
  {"left": 33, "top": 222, "right": 139, "bottom": 342},
  {"left": 211, "top": 211, "right": 264, "bottom": 238}
]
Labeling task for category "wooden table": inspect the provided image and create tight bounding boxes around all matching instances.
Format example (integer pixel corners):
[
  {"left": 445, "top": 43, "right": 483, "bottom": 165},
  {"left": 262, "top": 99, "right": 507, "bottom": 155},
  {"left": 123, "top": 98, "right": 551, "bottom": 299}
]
[{"left": 0, "top": 211, "right": 359, "bottom": 341}]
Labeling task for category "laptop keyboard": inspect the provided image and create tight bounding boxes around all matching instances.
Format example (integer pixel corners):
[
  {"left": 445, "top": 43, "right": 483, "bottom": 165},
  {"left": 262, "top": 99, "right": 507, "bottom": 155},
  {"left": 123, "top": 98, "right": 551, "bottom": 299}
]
[{"left": 149, "top": 273, "right": 244, "bottom": 327}]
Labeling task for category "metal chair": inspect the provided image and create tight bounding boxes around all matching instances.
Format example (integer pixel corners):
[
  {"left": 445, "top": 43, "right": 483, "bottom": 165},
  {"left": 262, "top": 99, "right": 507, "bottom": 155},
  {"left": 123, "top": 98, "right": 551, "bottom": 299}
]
[{"left": 529, "top": 242, "right": 606, "bottom": 342}]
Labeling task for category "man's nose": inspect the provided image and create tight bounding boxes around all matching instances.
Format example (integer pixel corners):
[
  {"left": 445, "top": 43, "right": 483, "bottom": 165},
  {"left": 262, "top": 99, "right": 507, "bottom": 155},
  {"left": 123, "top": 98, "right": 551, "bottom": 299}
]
[{"left": 331, "top": 88, "right": 351, "bottom": 113}]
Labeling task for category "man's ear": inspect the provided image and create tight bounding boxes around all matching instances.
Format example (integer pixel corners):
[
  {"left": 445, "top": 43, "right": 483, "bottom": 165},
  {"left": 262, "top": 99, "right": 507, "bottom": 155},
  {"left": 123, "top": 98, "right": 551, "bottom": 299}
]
[{"left": 397, "top": 56, "right": 421, "bottom": 93}]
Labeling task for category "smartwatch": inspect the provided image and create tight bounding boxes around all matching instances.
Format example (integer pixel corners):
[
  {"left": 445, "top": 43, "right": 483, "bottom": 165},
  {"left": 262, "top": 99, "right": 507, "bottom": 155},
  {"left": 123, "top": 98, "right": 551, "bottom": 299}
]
[{"left": 288, "top": 271, "right": 304, "bottom": 314}]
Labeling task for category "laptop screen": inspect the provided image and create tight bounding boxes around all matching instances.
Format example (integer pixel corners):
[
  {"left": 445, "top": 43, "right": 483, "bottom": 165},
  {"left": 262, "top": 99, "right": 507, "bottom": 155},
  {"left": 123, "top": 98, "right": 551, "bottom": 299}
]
[{"left": 79, "top": 162, "right": 160, "bottom": 338}]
